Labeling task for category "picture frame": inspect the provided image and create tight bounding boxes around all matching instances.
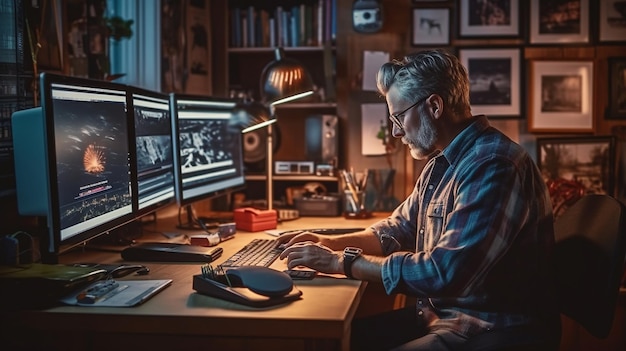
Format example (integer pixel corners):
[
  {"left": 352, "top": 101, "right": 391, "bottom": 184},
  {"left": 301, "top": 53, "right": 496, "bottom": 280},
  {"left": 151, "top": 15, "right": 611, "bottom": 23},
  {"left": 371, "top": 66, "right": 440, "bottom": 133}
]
[
  {"left": 528, "top": 60, "right": 594, "bottom": 133},
  {"left": 458, "top": 0, "right": 520, "bottom": 38},
  {"left": 599, "top": 0, "right": 626, "bottom": 42},
  {"left": 608, "top": 57, "right": 626, "bottom": 119},
  {"left": 458, "top": 47, "right": 521, "bottom": 118},
  {"left": 537, "top": 136, "right": 616, "bottom": 213},
  {"left": 412, "top": 7, "right": 451, "bottom": 46},
  {"left": 529, "top": 0, "right": 589, "bottom": 44}
]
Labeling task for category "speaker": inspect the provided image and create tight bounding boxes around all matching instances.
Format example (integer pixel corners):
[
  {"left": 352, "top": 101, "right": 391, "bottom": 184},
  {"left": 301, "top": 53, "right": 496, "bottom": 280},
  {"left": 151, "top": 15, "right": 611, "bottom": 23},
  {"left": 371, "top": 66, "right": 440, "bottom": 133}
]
[
  {"left": 243, "top": 114, "right": 338, "bottom": 174},
  {"left": 305, "top": 114, "right": 338, "bottom": 167}
]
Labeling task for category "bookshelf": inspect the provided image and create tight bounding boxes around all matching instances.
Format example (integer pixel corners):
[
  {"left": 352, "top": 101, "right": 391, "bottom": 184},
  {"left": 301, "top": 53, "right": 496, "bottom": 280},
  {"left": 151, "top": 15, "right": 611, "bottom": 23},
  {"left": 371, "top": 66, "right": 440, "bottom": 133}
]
[{"left": 209, "top": 0, "right": 341, "bottom": 208}]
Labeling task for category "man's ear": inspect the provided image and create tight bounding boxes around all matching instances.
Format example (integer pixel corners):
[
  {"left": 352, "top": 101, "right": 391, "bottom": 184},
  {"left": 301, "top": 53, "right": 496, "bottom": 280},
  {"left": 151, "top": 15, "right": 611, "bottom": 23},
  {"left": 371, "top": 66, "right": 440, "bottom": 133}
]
[{"left": 429, "top": 95, "right": 443, "bottom": 119}]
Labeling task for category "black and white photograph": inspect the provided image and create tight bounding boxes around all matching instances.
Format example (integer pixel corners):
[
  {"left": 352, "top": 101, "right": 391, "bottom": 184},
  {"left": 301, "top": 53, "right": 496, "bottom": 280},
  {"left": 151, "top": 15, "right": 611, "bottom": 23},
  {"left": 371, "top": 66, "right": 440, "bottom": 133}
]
[
  {"left": 459, "top": 0, "right": 520, "bottom": 38},
  {"left": 459, "top": 48, "right": 521, "bottom": 118},
  {"left": 599, "top": 0, "right": 626, "bottom": 42},
  {"left": 529, "top": 0, "right": 589, "bottom": 44},
  {"left": 528, "top": 60, "right": 594, "bottom": 133},
  {"left": 412, "top": 8, "right": 450, "bottom": 46}
]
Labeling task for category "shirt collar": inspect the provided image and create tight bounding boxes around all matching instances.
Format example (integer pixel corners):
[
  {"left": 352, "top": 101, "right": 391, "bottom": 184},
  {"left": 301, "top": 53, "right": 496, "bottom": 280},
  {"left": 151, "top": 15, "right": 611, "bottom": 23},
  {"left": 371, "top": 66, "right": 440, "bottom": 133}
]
[{"left": 440, "top": 115, "right": 490, "bottom": 167}]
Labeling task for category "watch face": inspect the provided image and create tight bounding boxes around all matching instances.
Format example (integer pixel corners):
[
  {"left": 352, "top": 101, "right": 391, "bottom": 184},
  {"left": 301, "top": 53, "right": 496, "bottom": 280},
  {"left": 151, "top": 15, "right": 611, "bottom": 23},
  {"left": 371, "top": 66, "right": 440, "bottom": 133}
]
[{"left": 344, "top": 247, "right": 362, "bottom": 256}]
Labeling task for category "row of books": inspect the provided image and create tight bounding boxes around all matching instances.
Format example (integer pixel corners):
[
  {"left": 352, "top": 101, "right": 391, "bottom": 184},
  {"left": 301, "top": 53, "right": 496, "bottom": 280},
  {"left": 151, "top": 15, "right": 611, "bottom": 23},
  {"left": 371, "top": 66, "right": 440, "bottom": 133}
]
[{"left": 229, "top": 0, "right": 337, "bottom": 48}]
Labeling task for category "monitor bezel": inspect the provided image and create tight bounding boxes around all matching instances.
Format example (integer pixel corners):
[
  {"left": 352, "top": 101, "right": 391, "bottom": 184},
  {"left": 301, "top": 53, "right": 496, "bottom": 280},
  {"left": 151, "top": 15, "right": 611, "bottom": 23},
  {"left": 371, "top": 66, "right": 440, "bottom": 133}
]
[{"left": 40, "top": 72, "right": 137, "bottom": 257}]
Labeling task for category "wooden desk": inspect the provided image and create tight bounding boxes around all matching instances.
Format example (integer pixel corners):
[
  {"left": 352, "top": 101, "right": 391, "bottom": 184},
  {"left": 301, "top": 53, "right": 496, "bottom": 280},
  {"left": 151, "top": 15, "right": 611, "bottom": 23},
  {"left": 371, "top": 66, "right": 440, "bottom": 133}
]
[{"left": 1, "top": 208, "right": 385, "bottom": 351}]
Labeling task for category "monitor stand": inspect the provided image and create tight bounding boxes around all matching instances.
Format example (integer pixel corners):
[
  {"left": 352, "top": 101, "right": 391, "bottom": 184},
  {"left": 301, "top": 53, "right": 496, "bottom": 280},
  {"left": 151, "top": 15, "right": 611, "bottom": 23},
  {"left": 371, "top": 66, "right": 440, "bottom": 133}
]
[
  {"left": 176, "top": 205, "right": 234, "bottom": 231},
  {"left": 176, "top": 205, "right": 203, "bottom": 230}
]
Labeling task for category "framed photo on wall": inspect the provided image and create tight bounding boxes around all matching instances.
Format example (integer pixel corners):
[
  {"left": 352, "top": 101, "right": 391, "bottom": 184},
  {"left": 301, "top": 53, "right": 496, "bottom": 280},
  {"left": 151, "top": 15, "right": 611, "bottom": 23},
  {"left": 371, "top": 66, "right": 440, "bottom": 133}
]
[
  {"left": 412, "top": 7, "right": 451, "bottom": 46},
  {"left": 458, "top": 47, "right": 521, "bottom": 118},
  {"left": 458, "top": 0, "right": 520, "bottom": 38},
  {"left": 608, "top": 57, "right": 626, "bottom": 119},
  {"left": 537, "top": 136, "right": 616, "bottom": 198},
  {"left": 599, "top": 0, "right": 626, "bottom": 42},
  {"left": 529, "top": 0, "right": 589, "bottom": 44},
  {"left": 528, "top": 60, "right": 594, "bottom": 133}
]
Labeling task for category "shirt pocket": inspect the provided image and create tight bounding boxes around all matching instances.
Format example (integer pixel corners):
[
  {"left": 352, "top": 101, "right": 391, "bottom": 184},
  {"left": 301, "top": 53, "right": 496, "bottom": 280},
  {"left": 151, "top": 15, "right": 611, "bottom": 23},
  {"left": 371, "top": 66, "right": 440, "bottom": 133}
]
[{"left": 425, "top": 202, "right": 445, "bottom": 249}]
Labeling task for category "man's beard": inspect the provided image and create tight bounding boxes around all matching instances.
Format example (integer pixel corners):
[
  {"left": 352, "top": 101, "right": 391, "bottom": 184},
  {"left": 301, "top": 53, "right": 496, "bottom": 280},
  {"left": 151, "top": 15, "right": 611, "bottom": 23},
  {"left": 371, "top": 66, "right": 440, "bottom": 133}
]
[{"left": 402, "top": 108, "right": 438, "bottom": 160}]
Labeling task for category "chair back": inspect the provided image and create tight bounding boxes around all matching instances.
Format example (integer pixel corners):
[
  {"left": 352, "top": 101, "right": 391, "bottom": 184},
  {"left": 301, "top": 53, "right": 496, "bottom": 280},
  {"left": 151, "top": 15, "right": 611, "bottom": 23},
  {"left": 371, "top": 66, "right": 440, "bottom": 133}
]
[{"left": 553, "top": 194, "right": 626, "bottom": 339}]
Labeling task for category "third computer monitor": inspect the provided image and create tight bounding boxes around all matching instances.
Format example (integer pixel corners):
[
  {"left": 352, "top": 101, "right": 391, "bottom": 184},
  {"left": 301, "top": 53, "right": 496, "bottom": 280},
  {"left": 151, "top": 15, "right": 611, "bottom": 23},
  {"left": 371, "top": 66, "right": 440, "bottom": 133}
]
[{"left": 170, "top": 94, "right": 245, "bottom": 212}]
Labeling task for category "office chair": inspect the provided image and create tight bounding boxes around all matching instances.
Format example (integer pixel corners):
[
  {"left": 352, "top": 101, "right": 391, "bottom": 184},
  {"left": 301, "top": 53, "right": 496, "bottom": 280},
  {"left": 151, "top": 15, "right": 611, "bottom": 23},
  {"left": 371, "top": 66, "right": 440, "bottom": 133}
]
[{"left": 464, "top": 194, "right": 626, "bottom": 350}]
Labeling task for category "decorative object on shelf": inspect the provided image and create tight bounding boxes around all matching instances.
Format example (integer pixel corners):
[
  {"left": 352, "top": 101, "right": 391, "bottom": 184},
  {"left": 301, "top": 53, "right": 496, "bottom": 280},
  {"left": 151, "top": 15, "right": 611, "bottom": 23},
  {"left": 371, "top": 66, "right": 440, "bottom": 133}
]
[
  {"left": 230, "top": 47, "right": 314, "bottom": 211},
  {"left": 607, "top": 57, "right": 626, "bottom": 120},
  {"left": 352, "top": 0, "right": 383, "bottom": 33},
  {"left": 458, "top": 0, "right": 520, "bottom": 38},
  {"left": 529, "top": 0, "right": 589, "bottom": 44},
  {"left": 528, "top": 60, "right": 594, "bottom": 133},
  {"left": 537, "top": 136, "right": 617, "bottom": 211},
  {"left": 599, "top": 0, "right": 626, "bottom": 42},
  {"left": 411, "top": 7, "right": 450, "bottom": 46},
  {"left": 458, "top": 47, "right": 522, "bottom": 119}
]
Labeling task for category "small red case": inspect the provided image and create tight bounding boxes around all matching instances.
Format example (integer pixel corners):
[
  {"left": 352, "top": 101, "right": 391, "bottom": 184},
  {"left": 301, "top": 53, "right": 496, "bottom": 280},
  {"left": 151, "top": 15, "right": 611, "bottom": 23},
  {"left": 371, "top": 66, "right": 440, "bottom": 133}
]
[{"left": 233, "top": 207, "right": 277, "bottom": 232}]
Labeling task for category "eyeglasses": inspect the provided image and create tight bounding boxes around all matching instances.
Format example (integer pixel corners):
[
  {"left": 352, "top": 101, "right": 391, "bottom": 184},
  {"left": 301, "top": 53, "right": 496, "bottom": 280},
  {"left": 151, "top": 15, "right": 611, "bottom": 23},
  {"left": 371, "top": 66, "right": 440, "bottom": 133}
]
[{"left": 388, "top": 95, "right": 428, "bottom": 130}]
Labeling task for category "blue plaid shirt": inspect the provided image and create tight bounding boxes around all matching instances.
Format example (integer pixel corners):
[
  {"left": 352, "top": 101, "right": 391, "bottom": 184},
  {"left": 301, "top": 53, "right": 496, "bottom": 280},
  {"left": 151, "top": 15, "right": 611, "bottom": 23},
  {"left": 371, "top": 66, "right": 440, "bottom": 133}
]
[{"left": 371, "top": 116, "right": 557, "bottom": 337}]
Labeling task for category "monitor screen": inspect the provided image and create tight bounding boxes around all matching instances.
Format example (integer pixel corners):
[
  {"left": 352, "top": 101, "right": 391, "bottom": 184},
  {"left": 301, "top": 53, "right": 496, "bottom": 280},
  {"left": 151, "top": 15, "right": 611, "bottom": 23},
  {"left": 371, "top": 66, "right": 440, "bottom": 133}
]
[
  {"left": 170, "top": 94, "right": 245, "bottom": 208},
  {"left": 129, "top": 86, "right": 175, "bottom": 216},
  {"left": 12, "top": 73, "right": 135, "bottom": 261}
]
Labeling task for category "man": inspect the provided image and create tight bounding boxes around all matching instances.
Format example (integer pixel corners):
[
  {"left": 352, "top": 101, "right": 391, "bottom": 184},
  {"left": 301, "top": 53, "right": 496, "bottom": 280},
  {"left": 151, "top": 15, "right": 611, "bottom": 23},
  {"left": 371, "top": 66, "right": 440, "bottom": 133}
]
[{"left": 278, "top": 49, "right": 559, "bottom": 350}]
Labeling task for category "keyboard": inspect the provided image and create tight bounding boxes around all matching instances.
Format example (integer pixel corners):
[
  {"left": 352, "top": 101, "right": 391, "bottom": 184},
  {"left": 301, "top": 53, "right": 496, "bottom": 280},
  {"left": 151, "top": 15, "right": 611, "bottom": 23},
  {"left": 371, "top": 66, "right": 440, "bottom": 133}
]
[{"left": 221, "top": 238, "right": 282, "bottom": 267}]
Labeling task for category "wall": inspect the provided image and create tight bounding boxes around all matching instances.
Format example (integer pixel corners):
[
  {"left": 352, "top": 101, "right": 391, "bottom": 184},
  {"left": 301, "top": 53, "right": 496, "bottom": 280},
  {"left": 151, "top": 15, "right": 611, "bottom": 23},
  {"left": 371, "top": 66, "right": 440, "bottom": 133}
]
[{"left": 335, "top": 0, "right": 626, "bottom": 201}]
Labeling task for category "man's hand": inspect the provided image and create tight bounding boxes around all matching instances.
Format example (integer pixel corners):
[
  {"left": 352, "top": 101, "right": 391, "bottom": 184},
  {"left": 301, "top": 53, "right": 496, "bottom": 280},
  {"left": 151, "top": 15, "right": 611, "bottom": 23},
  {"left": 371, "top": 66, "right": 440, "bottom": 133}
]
[
  {"left": 279, "top": 241, "right": 342, "bottom": 274},
  {"left": 275, "top": 231, "right": 325, "bottom": 248}
]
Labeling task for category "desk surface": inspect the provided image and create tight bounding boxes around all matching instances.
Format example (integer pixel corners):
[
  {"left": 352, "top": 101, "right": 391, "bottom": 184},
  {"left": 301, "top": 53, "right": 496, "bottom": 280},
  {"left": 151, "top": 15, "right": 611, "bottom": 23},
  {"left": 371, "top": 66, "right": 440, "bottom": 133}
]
[{"left": 3, "top": 207, "right": 386, "bottom": 351}]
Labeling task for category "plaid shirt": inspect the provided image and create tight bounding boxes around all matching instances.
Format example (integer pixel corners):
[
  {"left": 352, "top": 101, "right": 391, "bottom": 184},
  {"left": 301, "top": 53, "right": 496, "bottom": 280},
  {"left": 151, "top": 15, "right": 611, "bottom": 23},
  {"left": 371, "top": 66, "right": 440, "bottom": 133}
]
[{"left": 371, "top": 116, "right": 557, "bottom": 337}]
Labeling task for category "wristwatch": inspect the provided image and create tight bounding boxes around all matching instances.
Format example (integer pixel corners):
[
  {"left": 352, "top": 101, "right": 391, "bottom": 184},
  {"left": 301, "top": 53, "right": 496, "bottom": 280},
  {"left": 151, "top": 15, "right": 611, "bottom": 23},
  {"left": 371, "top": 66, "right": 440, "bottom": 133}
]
[{"left": 343, "top": 247, "right": 363, "bottom": 279}]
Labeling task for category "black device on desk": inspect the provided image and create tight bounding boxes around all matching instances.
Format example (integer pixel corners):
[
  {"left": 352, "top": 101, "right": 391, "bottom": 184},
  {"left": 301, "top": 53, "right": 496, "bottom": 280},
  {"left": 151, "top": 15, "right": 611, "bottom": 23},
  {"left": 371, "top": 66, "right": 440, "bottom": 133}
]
[{"left": 121, "top": 242, "right": 223, "bottom": 262}]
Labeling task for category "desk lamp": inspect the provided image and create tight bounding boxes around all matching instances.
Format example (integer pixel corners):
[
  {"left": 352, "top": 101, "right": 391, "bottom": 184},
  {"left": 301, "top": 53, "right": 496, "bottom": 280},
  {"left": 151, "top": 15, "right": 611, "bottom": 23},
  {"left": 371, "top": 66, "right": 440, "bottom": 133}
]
[{"left": 232, "top": 47, "right": 314, "bottom": 211}]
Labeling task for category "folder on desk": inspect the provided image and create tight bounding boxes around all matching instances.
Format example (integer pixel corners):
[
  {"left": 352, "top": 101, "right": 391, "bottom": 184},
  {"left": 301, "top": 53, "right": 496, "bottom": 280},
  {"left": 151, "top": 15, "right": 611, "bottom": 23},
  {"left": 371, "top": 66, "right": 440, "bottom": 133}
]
[
  {"left": 60, "top": 279, "right": 172, "bottom": 307},
  {"left": 0, "top": 263, "right": 107, "bottom": 309}
]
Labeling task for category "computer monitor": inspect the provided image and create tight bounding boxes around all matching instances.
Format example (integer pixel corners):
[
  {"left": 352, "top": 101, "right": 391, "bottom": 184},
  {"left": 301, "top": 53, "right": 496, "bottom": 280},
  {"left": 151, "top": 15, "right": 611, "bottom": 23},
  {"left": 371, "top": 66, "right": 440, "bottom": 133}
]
[
  {"left": 170, "top": 94, "right": 245, "bottom": 229},
  {"left": 11, "top": 73, "right": 135, "bottom": 262},
  {"left": 128, "top": 86, "right": 176, "bottom": 217}
]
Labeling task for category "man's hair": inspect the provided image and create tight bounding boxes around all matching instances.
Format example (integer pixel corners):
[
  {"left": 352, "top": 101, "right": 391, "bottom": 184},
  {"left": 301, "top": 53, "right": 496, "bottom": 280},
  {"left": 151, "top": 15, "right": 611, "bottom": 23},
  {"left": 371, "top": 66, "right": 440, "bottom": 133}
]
[{"left": 376, "top": 49, "right": 471, "bottom": 115}]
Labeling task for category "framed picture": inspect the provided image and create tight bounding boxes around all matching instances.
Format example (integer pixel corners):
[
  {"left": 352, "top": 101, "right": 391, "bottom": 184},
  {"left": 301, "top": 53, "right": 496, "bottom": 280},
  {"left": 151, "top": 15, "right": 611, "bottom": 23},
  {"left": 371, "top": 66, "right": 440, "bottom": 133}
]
[
  {"left": 608, "top": 57, "right": 626, "bottom": 119},
  {"left": 537, "top": 136, "right": 616, "bottom": 215},
  {"left": 458, "top": 0, "right": 520, "bottom": 38},
  {"left": 599, "top": 0, "right": 626, "bottom": 42},
  {"left": 412, "top": 8, "right": 450, "bottom": 46},
  {"left": 459, "top": 48, "right": 521, "bottom": 118},
  {"left": 528, "top": 60, "right": 594, "bottom": 133},
  {"left": 529, "top": 0, "right": 589, "bottom": 44}
]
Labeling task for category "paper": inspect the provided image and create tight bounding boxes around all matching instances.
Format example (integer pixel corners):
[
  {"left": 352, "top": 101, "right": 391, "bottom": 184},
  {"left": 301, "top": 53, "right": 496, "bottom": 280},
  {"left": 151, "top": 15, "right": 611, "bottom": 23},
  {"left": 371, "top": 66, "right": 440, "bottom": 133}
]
[
  {"left": 361, "top": 103, "right": 389, "bottom": 156},
  {"left": 362, "top": 50, "right": 389, "bottom": 91},
  {"left": 61, "top": 279, "right": 172, "bottom": 307}
]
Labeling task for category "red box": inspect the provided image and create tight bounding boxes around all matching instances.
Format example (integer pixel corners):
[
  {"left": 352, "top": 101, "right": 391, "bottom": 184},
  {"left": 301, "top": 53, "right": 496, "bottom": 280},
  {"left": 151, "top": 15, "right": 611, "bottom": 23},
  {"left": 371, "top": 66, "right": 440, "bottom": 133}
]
[{"left": 233, "top": 207, "right": 277, "bottom": 232}]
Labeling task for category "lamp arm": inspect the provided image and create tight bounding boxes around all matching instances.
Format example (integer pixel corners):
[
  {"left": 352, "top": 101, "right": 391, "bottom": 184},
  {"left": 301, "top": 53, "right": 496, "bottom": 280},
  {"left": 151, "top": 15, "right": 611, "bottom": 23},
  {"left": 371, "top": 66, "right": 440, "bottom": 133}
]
[{"left": 266, "top": 123, "right": 273, "bottom": 211}]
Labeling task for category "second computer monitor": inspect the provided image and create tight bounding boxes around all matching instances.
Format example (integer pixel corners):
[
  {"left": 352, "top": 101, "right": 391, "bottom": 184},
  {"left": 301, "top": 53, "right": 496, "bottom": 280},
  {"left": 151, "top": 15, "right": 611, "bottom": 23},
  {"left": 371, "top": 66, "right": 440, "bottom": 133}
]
[
  {"left": 170, "top": 94, "right": 245, "bottom": 207},
  {"left": 129, "top": 86, "right": 176, "bottom": 217}
]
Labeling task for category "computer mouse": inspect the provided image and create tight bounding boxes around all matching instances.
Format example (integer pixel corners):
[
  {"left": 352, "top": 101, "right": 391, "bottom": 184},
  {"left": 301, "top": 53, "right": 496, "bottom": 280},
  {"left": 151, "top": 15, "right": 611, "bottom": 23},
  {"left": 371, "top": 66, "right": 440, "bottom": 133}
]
[{"left": 224, "top": 266, "right": 293, "bottom": 298}]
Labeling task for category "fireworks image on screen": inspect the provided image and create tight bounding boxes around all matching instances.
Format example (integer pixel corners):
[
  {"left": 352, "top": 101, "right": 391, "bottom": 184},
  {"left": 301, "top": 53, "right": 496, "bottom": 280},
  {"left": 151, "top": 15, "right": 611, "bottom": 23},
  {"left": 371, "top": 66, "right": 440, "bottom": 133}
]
[{"left": 83, "top": 144, "right": 106, "bottom": 174}]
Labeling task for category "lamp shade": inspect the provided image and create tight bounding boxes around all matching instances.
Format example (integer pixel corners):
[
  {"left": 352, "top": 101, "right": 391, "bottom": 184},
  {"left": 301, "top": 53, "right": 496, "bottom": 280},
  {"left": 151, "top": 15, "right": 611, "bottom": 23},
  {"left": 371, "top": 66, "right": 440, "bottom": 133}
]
[{"left": 260, "top": 47, "right": 314, "bottom": 104}]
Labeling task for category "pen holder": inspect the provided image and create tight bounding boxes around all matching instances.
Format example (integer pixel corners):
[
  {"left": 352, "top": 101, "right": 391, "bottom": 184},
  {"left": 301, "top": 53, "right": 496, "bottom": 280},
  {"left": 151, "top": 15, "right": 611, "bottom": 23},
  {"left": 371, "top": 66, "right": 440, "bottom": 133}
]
[{"left": 342, "top": 190, "right": 372, "bottom": 219}]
